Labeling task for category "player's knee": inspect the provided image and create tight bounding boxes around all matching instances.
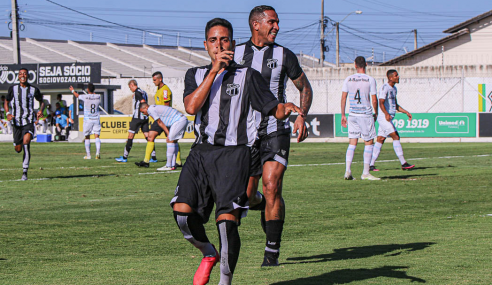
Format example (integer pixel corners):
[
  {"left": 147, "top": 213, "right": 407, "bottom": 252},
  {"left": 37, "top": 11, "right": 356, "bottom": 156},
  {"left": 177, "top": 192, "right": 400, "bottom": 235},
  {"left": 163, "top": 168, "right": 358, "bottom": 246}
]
[
  {"left": 14, "top": 145, "right": 22, "bottom": 153},
  {"left": 263, "top": 179, "right": 281, "bottom": 198}
]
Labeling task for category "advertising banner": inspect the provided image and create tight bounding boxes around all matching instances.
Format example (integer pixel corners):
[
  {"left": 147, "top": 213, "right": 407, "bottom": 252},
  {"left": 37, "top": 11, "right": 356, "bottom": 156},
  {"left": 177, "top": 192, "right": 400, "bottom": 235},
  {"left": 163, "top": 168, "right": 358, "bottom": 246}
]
[
  {"left": 479, "top": 113, "right": 492, "bottom": 137},
  {"left": 478, "top": 84, "right": 492, "bottom": 112},
  {"left": 0, "top": 63, "right": 101, "bottom": 89},
  {"left": 79, "top": 115, "right": 196, "bottom": 139},
  {"left": 335, "top": 113, "right": 476, "bottom": 138}
]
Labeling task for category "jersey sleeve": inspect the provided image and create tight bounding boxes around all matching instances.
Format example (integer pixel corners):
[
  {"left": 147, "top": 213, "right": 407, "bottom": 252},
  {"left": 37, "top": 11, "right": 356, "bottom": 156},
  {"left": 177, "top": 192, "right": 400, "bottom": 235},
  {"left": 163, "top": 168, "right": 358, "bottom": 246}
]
[
  {"left": 78, "top": 94, "right": 87, "bottom": 101},
  {"left": 246, "top": 69, "right": 279, "bottom": 116},
  {"left": 378, "top": 85, "right": 387, "bottom": 100},
  {"left": 370, "top": 78, "right": 377, "bottom": 96},
  {"left": 284, "top": 48, "right": 303, "bottom": 81},
  {"left": 134, "top": 90, "right": 144, "bottom": 102},
  {"left": 183, "top": 68, "right": 198, "bottom": 101},
  {"left": 341, "top": 78, "right": 349, "bottom": 93},
  {"left": 34, "top": 87, "right": 43, "bottom": 102},
  {"left": 163, "top": 85, "right": 172, "bottom": 102},
  {"left": 6, "top": 86, "right": 14, "bottom": 101},
  {"left": 147, "top": 106, "right": 157, "bottom": 120}
]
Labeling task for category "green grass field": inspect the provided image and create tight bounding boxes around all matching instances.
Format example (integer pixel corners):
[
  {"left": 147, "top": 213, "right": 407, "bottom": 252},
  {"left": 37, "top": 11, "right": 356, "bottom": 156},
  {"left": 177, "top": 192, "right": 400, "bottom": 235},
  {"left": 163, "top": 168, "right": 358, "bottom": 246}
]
[{"left": 1, "top": 141, "right": 492, "bottom": 284}]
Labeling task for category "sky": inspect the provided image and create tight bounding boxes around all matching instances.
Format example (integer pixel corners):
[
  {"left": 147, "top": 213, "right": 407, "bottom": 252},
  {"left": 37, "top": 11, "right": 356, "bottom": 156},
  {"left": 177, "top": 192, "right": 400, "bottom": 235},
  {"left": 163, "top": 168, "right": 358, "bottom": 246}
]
[{"left": 1, "top": 0, "right": 491, "bottom": 64}]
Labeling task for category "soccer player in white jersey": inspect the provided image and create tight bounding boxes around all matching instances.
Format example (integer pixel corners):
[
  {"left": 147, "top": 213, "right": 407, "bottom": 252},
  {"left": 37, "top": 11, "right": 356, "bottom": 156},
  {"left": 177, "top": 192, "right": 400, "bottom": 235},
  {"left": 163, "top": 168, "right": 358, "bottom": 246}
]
[
  {"left": 341, "top": 56, "right": 380, "bottom": 181},
  {"left": 370, "top": 70, "right": 415, "bottom": 171},
  {"left": 136, "top": 103, "right": 187, "bottom": 170},
  {"left": 69, "top": 84, "right": 102, "bottom": 159}
]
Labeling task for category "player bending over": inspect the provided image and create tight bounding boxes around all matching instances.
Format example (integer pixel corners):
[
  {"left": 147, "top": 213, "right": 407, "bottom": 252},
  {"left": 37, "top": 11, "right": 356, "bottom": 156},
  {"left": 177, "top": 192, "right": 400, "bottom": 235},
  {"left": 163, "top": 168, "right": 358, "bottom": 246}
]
[
  {"left": 136, "top": 103, "right": 187, "bottom": 170},
  {"left": 69, "top": 84, "right": 102, "bottom": 159},
  {"left": 370, "top": 70, "right": 415, "bottom": 171},
  {"left": 341, "top": 56, "right": 380, "bottom": 181}
]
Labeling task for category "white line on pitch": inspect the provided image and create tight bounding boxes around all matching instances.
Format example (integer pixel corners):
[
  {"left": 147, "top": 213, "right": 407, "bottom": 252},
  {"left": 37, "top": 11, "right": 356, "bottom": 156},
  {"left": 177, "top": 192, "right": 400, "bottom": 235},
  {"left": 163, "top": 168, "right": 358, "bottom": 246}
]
[{"left": 289, "top": 154, "right": 491, "bottom": 167}]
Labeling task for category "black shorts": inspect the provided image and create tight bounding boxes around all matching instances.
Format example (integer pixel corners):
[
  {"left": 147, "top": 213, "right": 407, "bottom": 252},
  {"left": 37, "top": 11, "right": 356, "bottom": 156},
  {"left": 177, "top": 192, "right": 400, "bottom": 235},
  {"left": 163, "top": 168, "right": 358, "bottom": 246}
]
[
  {"left": 13, "top": 124, "right": 35, "bottom": 146},
  {"left": 249, "top": 132, "right": 291, "bottom": 177},
  {"left": 170, "top": 143, "right": 250, "bottom": 223},
  {"left": 129, "top": 118, "right": 149, "bottom": 134},
  {"left": 149, "top": 121, "right": 164, "bottom": 135}
]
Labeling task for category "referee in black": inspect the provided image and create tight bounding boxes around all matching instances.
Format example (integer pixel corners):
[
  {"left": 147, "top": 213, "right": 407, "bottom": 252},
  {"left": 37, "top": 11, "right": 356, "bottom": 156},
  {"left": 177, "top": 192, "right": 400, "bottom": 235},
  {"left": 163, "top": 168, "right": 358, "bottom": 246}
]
[
  {"left": 4, "top": 68, "right": 45, "bottom": 181},
  {"left": 234, "top": 5, "right": 313, "bottom": 266},
  {"left": 170, "top": 18, "right": 302, "bottom": 285}
]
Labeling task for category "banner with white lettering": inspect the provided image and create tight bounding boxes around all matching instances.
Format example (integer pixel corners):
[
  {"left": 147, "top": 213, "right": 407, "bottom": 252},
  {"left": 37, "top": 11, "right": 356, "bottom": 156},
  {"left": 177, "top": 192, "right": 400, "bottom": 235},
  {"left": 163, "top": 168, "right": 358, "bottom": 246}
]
[{"left": 0, "top": 63, "right": 101, "bottom": 89}]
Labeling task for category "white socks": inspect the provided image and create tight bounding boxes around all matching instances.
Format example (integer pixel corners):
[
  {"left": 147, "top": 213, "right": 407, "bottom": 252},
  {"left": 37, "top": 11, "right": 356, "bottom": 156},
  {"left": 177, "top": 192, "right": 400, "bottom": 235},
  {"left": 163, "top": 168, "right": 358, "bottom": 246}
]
[
  {"left": 85, "top": 139, "right": 91, "bottom": 156},
  {"left": 393, "top": 140, "right": 406, "bottom": 164},
  {"left": 363, "top": 145, "right": 374, "bottom": 175},
  {"left": 95, "top": 138, "right": 101, "bottom": 155},
  {"left": 371, "top": 142, "right": 383, "bottom": 166},
  {"left": 345, "top": 145, "right": 356, "bottom": 173},
  {"left": 166, "top": 143, "right": 178, "bottom": 167}
]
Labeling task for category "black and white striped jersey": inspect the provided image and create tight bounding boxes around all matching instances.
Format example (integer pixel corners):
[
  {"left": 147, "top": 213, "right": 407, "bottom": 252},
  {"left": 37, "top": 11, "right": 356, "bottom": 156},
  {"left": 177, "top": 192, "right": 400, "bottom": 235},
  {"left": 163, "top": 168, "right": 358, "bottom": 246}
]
[
  {"left": 184, "top": 61, "right": 279, "bottom": 147},
  {"left": 133, "top": 88, "right": 148, "bottom": 120},
  {"left": 234, "top": 40, "right": 303, "bottom": 137},
  {"left": 6, "top": 84, "right": 43, "bottom": 127}
]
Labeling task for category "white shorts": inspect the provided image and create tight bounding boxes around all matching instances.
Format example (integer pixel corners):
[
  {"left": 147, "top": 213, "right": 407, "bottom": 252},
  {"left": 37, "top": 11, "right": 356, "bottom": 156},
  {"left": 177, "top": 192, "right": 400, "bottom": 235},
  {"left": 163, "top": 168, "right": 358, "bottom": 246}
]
[
  {"left": 168, "top": 117, "right": 188, "bottom": 141},
  {"left": 83, "top": 120, "right": 101, "bottom": 136},
  {"left": 377, "top": 116, "right": 397, "bottom": 137},
  {"left": 348, "top": 115, "right": 376, "bottom": 141}
]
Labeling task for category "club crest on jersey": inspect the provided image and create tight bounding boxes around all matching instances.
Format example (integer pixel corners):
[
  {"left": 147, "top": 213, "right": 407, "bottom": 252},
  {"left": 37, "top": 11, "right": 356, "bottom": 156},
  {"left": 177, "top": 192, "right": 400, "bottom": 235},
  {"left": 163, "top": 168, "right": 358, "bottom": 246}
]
[
  {"left": 267, "top": 59, "right": 278, "bottom": 69},
  {"left": 226, "top": 83, "right": 240, "bottom": 96}
]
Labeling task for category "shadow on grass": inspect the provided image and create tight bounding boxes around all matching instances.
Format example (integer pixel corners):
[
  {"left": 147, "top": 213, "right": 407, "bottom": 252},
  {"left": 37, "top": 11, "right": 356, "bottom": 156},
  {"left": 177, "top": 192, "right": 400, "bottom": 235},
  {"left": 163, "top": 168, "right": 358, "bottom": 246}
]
[
  {"left": 270, "top": 266, "right": 426, "bottom": 284},
  {"left": 47, "top": 174, "right": 116, "bottom": 179},
  {"left": 412, "top": 165, "right": 455, "bottom": 170},
  {"left": 285, "top": 242, "right": 435, "bottom": 264},
  {"left": 380, "top": 174, "right": 437, "bottom": 180}
]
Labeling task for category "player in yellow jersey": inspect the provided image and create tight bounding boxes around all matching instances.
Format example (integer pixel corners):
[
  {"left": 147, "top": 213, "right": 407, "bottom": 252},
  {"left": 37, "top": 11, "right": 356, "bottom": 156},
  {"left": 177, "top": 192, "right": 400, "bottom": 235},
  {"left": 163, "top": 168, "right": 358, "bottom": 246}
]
[{"left": 152, "top": 71, "right": 182, "bottom": 166}]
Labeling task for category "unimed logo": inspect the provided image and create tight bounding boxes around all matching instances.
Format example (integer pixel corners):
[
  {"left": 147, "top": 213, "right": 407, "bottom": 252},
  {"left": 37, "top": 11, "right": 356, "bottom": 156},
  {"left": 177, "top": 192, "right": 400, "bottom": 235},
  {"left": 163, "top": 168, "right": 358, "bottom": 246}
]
[{"left": 436, "top": 116, "right": 469, "bottom": 133}]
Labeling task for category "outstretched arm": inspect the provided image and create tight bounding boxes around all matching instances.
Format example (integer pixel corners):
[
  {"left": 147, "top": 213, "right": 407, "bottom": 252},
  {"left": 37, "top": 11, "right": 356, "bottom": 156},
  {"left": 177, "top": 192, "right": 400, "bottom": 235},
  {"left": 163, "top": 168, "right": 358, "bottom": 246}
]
[
  {"left": 291, "top": 72, "right": 313, "bottom": 142},
  {"left": 69, "top": 86, "right": 81, "bottom": 98},
  {"left": 270, "top": 103, "right": 303, "bottom": 120}
]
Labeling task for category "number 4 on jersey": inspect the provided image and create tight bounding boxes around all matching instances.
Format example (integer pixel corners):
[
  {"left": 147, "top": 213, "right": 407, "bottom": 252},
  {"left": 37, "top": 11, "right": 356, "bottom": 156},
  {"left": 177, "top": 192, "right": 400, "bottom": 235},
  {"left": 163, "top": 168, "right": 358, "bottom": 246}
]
[{"left": 354, "top": 89, "right": 361, "bottom": 104}]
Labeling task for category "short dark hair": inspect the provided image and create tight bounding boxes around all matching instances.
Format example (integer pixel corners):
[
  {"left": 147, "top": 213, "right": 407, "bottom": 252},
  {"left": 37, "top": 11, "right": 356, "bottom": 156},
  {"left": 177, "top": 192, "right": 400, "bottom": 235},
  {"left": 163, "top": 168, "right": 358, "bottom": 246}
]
[
  {"left": 205, "top": 18, "right": 233, "bottom": 40},
  {"left": 1, "top": 95, "right": 5, "bottom": 99},
  {"left": 152, "top": 71, "right": 163, "bottom": 79},
  {"left": 249, "top": 5, "right": 276, "bottom": 30},
  {"left": 88, "top": 83, "right": 95, "bottom": 93},
  {"left": 19, "top": 67, "right": 29, "bottom": 73},
  {"left": 354, "top": 56, "right": 366, "bottom": 68},
  {"left": 387, "top": 69, "right": 398, "bottom": 78},
  {"left": 139, "top": 102, "right": 149, "bottom": 110}
]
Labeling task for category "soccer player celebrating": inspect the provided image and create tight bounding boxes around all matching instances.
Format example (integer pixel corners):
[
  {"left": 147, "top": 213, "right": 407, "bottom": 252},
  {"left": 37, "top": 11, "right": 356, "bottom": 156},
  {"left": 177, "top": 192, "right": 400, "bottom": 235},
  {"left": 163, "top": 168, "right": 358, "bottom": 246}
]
[
  {"left": 115, "top": 80, "right": 157, "bottom": 163},
  {"left": 4, "top": 68, "right": 45, "bottom": 181},
  {"left": 69, "top": 84, "right": 102, "bottom": 159},
  {"left": 234, "top": 5, "right": 313, "bottom": 267},
  {"left": 152, "top": 71, "right": 182, "bottom": 166},
  {"left": 370, "top": 70, "right": 415, "bottom": 171},
  {"left": 170, "top": 18, "right": 302, "bottom": 285},
  {"left": 341, "top": 56, "right": 380, "bottom": 181},
  {"left": 137, "top": 103, "right": 187, "bottom": 170}
]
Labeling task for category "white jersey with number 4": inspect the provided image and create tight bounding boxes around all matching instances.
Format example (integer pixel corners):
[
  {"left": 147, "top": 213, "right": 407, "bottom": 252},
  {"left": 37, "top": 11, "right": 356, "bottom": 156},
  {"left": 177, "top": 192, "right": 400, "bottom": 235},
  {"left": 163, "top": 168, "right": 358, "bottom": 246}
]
[
  {"left": 342, "top": 73, "right": 377, "bottom": 116},
  {"left": 79, "top": 94, "right": 101, "bottom": 121}
]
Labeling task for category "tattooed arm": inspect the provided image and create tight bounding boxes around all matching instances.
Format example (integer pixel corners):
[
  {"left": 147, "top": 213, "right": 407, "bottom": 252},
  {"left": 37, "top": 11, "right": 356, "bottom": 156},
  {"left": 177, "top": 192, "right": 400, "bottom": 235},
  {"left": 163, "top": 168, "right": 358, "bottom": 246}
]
[{"left": 292, "top": 72, "right": 313, "bottom": 142}]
